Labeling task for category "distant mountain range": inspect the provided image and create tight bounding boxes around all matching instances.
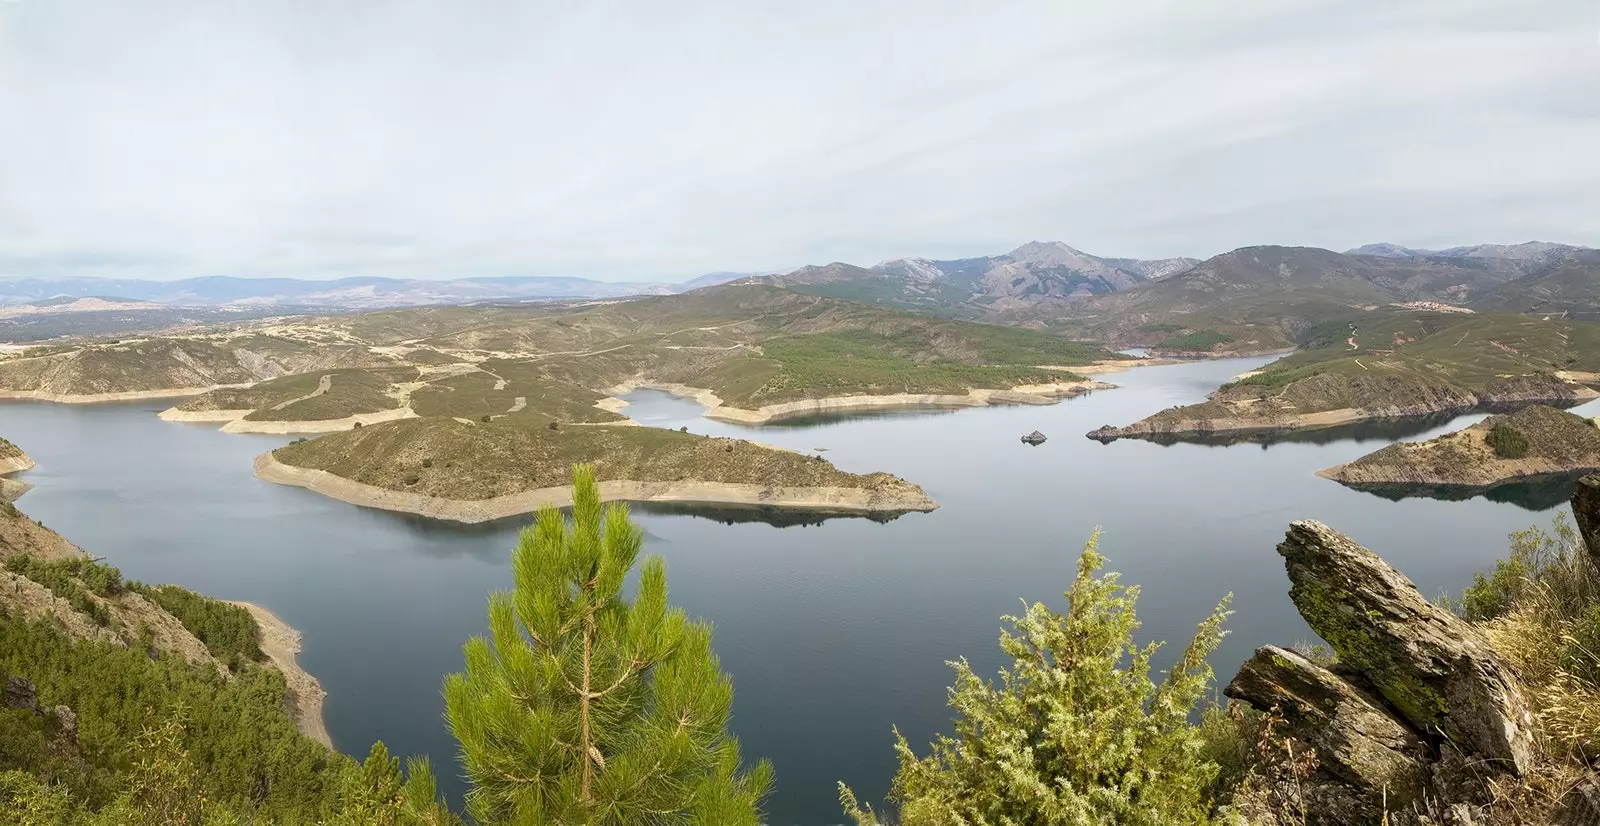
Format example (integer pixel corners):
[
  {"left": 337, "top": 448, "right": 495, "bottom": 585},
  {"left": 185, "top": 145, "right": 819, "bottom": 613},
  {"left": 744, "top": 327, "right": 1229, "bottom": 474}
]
[
  {"left": 746, "top": 241, "right": 1199, "bottom": 319},
  {"left": 0, "top": 272, "right": 764, "bottom": 310},
  {"left": 1018, "top": 242, "right": 1600, "bottom": 351},
  {"left": 3, "top": 239, "right": 1595, "bottom": 347},
  {"left": 737, "top": 239, "right": 1597, "bottom": 352},
  {"left": 1344, "top": 241, "right": 1584, "bottom": 266}
]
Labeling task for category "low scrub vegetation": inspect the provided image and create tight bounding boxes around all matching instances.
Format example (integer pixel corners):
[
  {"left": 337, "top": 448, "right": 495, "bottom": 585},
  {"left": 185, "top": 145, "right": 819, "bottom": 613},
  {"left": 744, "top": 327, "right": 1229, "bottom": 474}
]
[
  {"left": 273, "top": 418, "right": 898, "bottom": 500},
  {"left": 712, "top": 330, "right": 1090, "bottom": 406},
  {"left": 843, "top": 531, "right": 1235, "bottom": 825},
  {"left": 1453, "top": 515, "right": 1600, "bottom": 760}
]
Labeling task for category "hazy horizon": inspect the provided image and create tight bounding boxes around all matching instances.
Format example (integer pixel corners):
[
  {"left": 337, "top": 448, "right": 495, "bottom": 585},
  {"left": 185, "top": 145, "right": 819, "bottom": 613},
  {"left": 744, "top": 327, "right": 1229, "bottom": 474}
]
[
  {"left": 4, "top": 1, "right": 1598, "bottom": 283},
  {"left": 1, "top": 235, "right": 1597, "bottom": 287}
]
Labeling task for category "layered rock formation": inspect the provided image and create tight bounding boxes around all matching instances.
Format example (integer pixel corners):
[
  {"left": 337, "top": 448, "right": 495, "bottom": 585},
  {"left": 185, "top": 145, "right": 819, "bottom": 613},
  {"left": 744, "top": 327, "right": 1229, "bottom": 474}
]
[
  {"left": 1227, "top": 646, "right": 1430, "bottom": 823},
  {"left": 1226, "top": 520, "right": 1541, "bottom": 824},
  {"left": 1575, "top": 476, "right": 1600, "bottom": 557}
]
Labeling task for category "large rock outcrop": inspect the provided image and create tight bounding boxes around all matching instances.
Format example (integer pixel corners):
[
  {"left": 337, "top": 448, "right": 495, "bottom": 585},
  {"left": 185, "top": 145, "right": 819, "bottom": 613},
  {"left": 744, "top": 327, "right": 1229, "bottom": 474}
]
[
  {"left": 3, "top": 674, "right": 39, "bottom": 713},
  {"left": 1226, "top": 518, "right": 1554, "bottom": 823},
  {"left": 1226, "top": 646, "right": 1431, "bottom": 824},
  {"left": 1575, "top": 475, "right": 1600, "bottom": 558},
  {"left": 1276, "top": 521, "right": 1536, "bottom": 776}
]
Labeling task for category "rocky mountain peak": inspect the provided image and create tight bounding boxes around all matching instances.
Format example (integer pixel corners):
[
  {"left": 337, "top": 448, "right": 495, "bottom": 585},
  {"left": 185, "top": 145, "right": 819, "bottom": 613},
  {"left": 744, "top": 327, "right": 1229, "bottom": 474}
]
[
  {"left": 1003, "top": 240, "right": 1096, "bottom": 268},
  {"left": 871, "top": 257, "right": 946, "bottom": 281},
  {"left": 1348, "top": 242, "right": 1430, "bottom": 258}
]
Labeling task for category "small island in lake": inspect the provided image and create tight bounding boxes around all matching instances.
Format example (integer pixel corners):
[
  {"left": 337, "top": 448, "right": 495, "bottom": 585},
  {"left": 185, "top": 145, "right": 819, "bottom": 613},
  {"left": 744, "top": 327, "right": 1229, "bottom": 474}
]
[
  {"left": 1319, "top": 405, "right": 1600, "bottom": 494},
  {"left": 259, "top": 415, "right": 938, "bottom": 522}
]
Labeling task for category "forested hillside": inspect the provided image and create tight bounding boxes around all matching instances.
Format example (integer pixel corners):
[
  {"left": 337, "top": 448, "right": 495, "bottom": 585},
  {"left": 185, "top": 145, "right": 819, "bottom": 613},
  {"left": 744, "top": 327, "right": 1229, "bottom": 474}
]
[{"left": 0, "top": 460, "right": 455, "bottom": 823}]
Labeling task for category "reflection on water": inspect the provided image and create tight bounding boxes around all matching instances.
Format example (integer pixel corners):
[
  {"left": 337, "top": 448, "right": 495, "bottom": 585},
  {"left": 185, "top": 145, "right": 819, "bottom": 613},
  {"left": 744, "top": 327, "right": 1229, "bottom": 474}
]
[
  {"left": 761, "top": 406, "right": 965, "bottom": 428},
  {"left": 1342, "top": 471, "right": 1597, "bottom": 512},
  {"left": 1124, "top": 412, "right": 1468, "bottom": 448},
  {"left": 630, "top": 501, "right": 911, "bottom": 527}
]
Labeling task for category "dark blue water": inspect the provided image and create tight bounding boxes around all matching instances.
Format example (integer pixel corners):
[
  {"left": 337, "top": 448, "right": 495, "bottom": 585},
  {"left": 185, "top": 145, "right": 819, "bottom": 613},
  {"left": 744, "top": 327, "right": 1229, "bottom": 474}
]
[{"left": 3, "top": 357, "right": 1594, "bottom": 825}]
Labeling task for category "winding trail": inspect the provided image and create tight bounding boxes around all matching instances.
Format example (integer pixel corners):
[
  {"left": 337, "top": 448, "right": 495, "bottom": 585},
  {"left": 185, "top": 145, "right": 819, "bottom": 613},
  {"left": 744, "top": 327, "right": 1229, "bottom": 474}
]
[
  {"left": 525, "top": 344, "right": 633, "bottom": 361},
  {"left": 270, "top": 374, "right": 332, "bottom": 411}
]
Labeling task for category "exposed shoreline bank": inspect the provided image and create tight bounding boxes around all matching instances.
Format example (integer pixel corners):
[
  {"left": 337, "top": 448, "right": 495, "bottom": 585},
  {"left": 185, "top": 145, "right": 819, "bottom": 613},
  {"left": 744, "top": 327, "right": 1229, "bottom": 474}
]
[
  {"left": 159, "top": 405, "right": 418, "bottom": 434},
  {"left": 1317, "top": 406, "right": 1600, "bottom": 488},
  {"left": 0, "top": 384, "right": 252, "bottom": 404},
  {"left": 1090, "top": 386, "right": 1600, "bottom": 443},
  {"left": 1314, "top": 462, "right": 1600, "bottom": 487},
  {"left": 1142, "top": 346, "right": 1298, "bottom": 360},
  {"left": 0, "top": 449, "right": 34, "bottom": 500},
  {"left": 0, "top": 452, "right": 34, "bottom": 476},
  {"left": 254, "top": 452, "right": 938, "bottom": 523},
  {"left": 1061, "top": 358, "right": 1183, "bottom": 374},
  {"left": 228, "top": 600, "right": 332, "bottom": 749},
  {"left": 604, "top": 378, "right": 1115, "bottom": 426}
]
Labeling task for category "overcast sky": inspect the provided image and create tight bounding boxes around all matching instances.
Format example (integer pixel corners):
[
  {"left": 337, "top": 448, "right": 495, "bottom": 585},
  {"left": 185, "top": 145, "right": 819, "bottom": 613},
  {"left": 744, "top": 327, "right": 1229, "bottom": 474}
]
[{"left": 2, "top": 1, "right": 1597, "bottom": 282}]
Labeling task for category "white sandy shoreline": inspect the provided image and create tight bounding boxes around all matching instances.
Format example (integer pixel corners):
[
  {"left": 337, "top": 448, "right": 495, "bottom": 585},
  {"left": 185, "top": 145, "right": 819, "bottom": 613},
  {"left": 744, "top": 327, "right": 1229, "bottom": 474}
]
[
  {"left": 158, "top": 405, "right": 419, "bottom": 434},
  {"left": 0, "top": 384, "right": 252, "bottom": 404},
  {"left": 254, "top": 453, "right": 938, "bottom": 523},
  {"left": 604, "top": 378, "right": 1115, "bottom": 426}
]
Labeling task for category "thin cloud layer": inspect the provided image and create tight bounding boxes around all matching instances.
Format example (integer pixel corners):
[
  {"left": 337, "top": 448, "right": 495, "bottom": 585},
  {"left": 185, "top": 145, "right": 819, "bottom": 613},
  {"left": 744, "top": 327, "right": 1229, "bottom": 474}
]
[{"left": 2, "top": 0, "right": 1596, "bottom": 281}]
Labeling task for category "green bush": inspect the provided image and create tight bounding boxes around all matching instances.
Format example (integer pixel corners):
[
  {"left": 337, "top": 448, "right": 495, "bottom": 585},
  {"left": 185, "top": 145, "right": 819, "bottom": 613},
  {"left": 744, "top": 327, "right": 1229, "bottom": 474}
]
[
  {"left": 1198, "top": 702, "right": 1262, "bottom": 805},
  {"left": 1486, "top": 421, "right": 1531, "bottom": 459},
  {"left": 843, "top": 531, "right": 1232, "bottom": 825}
]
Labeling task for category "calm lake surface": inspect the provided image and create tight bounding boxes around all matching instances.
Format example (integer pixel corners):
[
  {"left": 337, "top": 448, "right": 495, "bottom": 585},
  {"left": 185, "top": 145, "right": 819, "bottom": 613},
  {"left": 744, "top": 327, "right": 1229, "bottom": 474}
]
[{"left": 4, "top": 356, "right": 1597, "bottom": 825}]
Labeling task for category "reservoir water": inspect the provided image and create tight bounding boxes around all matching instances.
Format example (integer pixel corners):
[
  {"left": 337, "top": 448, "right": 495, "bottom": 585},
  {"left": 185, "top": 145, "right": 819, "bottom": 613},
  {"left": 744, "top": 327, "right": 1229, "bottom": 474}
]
[{"left": 4, "top": 355, "right": 1597, "bottom": 825}]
